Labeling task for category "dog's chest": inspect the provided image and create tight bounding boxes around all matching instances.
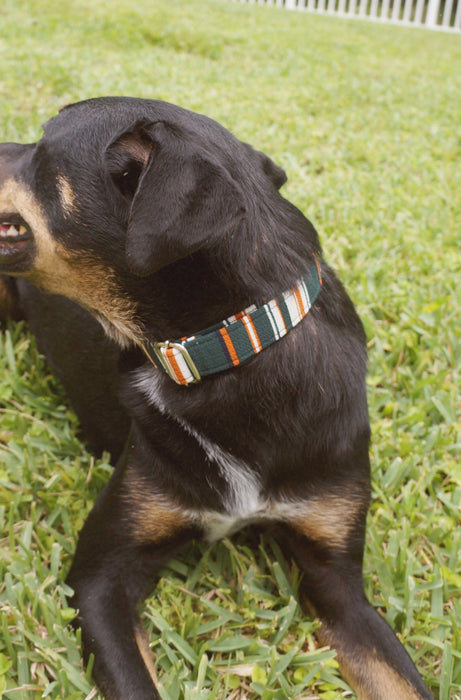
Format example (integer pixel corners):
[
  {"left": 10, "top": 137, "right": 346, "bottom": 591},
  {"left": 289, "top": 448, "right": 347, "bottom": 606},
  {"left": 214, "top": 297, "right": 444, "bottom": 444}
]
[{"left": 133, "top": 367, "right": 265, "bottom": 539}]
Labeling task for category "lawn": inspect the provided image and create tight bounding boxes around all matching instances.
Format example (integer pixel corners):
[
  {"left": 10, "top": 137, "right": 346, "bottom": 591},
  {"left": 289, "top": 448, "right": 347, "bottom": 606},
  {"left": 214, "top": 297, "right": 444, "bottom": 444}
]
[{"left": 0, "top": 0, "right": 460, "bottom": 698}]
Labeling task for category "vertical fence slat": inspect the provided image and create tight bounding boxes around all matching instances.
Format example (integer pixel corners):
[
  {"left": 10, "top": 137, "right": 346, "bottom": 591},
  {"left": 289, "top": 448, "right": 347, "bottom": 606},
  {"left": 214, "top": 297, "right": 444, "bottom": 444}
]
[
  {"left": 442, "top": 0, "right": 455, "bottom": 26},
  {"left": 455, "top": 0, "right": 461, "bottom": 26},
  {"left": 233, "top": 0, "right": 461, "bottom": 32},
  {"left": 358, "top": 0, "right": 368, "bottom": 16},
  {"left": 413, "top": 0, "right": 425, "bottom": 23},
  {"left": 370, "top": 0, "right": 379, "bottom": 17},
  {"left": 426, "top": 0, "right": 441, "bottom": 25},
  {"left": 403, "top": 0, "right": 413, "bottom": 21},
  {"left": 380, "top": 0, "right": 390, "bottom": 18},
  {"left": 348, "top": 0, "right": 358, "bottom": 15},
  {"left": 391, "top": 0, "right": 402, "bottom": 20}
]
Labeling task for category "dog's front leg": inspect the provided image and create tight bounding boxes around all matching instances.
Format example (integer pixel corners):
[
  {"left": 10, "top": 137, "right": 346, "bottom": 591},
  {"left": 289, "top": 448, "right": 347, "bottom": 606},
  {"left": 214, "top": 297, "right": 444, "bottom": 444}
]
[
  {"left": 67, "top": 452, "right": 200, "bottom": 700},
  {"left": 278, "top": 512, "right": 434, "bottom": 700}
]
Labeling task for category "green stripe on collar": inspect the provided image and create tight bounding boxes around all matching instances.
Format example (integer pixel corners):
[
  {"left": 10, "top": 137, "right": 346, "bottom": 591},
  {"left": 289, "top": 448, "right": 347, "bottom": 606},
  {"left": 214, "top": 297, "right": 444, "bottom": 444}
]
[{"left": 141, "top": 254, "right": 322, "bottom": 385}]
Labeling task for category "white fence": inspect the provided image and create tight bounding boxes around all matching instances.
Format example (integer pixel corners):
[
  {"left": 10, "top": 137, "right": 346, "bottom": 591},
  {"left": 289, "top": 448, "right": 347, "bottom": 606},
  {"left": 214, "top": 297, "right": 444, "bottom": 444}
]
[{"left": 234, "top": 0, "right": 461, "bottom": 31}]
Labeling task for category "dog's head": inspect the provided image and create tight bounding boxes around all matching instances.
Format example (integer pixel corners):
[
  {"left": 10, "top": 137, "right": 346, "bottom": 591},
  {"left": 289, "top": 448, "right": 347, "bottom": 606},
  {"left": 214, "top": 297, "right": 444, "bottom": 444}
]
[{"left": 0, "top": 98, "right": 310, "bottom": 344}]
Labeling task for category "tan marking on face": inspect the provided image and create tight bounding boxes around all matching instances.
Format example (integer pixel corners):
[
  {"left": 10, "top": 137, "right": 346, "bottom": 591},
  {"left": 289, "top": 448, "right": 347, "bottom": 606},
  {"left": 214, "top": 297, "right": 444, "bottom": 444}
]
[
  {"left": 0, "top": 177, "right": 142, "bottom": 346},
  {"left": 288, "top": 485, "right": 369, "bottom": 550},
  {"left": 57, "top": 174, "right": 77, "bottom": 216}
]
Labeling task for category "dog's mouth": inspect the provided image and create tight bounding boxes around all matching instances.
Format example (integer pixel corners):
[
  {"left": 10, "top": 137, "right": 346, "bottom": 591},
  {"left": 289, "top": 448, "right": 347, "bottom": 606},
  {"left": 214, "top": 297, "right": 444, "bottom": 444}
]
[
  {"left": 0, "top": 222, "right": 28, "bottom": 240},
  {"left": 0, "top": 219, "right": 33, "bottom": 268}
]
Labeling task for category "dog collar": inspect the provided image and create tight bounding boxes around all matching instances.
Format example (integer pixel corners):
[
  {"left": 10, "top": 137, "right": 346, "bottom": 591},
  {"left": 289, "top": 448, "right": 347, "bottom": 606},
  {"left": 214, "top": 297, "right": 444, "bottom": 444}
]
[{"left": 141, "top": 254, "right": 322, "bottom": 386}]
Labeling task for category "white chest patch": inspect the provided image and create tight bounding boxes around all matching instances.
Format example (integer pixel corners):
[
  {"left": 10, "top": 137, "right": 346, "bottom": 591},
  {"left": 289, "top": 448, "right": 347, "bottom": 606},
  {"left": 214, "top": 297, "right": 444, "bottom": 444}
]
[{"left": 133, "top": 366, "right": 264, "bottom": 540}]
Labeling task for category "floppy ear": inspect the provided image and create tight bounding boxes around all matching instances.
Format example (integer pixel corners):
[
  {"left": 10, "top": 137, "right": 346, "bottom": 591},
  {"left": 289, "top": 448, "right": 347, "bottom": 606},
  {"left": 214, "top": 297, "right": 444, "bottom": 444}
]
[
  {"left": 107, "top": 121, "right": 246, "bottom": 277},
  {"left": 249, "top": 145, "right": 287, "bottom": 190}
]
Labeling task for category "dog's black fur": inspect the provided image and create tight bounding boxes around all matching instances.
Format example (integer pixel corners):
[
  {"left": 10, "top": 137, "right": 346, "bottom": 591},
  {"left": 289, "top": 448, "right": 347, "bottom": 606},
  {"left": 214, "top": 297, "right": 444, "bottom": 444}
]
[{"left": 0, "top": 98, "right": 433, "bottom": 699}]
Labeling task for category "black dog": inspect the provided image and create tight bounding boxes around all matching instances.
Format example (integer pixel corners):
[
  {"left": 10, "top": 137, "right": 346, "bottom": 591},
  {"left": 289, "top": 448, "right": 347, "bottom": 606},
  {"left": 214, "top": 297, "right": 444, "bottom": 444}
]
[{"left": 0, "top": 98, "right": 434, "bottom": 699}]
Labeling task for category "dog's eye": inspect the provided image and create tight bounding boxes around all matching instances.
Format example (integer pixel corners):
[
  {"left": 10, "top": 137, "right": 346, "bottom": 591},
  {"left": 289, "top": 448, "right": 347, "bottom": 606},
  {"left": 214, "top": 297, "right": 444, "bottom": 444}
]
[{"left": 111, "top": 160, "right": 143, "bottom": 200}]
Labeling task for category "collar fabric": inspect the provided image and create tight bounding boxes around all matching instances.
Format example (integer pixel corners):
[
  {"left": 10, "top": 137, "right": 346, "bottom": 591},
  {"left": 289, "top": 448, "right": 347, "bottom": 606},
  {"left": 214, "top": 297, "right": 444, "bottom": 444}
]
[{"left": 142, "top": 254, "right": 322, "bottom": 386}]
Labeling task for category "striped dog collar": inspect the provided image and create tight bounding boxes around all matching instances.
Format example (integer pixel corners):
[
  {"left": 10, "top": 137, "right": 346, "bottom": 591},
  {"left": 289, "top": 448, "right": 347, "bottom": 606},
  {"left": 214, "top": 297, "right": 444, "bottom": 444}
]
[{"left": 142, "top": 254, "right": 322, "bottom": 386}]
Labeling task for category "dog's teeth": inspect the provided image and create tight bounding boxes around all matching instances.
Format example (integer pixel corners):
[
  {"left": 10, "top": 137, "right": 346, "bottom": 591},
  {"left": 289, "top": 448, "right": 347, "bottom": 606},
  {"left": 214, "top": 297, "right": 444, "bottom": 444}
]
[{"left": 0, "top": 224, "right": 27, "bottom": 238}]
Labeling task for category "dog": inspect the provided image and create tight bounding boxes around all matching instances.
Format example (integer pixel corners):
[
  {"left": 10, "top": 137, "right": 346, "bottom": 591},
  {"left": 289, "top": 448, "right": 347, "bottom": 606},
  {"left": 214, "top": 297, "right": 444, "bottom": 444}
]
[{"left": 0, "top": 97, "right": 434, "bottom": 699}]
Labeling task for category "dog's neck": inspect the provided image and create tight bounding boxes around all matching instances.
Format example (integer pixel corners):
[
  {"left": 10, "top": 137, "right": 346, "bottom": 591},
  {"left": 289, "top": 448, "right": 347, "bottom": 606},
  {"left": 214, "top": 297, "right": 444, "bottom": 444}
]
[{"left": 138, "top": 255, "right": 322, "bottom": 386}]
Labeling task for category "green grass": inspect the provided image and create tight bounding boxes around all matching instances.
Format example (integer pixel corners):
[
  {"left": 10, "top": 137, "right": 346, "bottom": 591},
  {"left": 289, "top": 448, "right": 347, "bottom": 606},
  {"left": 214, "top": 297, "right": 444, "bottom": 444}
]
[{"left": 1, "top": 0, "right": 460, "bottom": 697}]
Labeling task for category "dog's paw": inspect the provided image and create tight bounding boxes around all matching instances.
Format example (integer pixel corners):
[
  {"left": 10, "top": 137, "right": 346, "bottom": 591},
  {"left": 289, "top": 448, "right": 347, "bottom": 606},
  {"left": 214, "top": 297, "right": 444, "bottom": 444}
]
[{"left": 0, "top": 275, "right": 23, "bottom": 321}]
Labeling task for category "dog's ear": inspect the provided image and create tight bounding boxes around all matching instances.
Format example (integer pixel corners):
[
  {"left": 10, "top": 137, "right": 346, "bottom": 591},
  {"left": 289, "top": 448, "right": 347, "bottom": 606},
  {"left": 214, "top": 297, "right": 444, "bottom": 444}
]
[
  {"left": 249, "top": 146, "right": 287, "bottom": 190},
  {"left": 107, "top": 121, "right": 245, "bottom": 277}
]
